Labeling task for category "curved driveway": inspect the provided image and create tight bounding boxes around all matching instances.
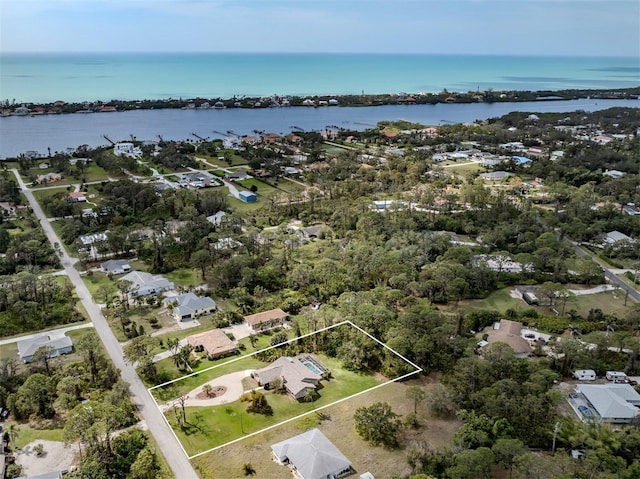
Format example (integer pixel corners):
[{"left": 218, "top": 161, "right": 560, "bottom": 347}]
[{"left": 12, "top": 169, "right": 199, "bottom": 479}]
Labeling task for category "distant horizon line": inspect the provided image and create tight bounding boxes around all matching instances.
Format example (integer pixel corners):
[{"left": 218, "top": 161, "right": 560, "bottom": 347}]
[{"left": 1, "top": 51, "right": 638, "bottom": 60}]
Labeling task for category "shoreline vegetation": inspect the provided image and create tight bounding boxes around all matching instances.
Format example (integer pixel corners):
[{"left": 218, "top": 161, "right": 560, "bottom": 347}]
[{"left": 2, "top": 87, "right": 639, "bottom": 117}]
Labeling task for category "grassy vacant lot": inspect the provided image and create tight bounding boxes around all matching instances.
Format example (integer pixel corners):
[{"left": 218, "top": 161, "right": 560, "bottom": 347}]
[
  {"left": 191, "top": 374, "right": 460, "bottom": 479},
  {"left": 453, "top": 287, "right": 634, "bottom": 323},
  {"left": 270, "top": 177, "right": 307, "bottom": 195},
  {"left": 166, "top": 354, "right": 382, "bottom": 456},
  {"left": 235, "top": 178, "right": 279, "bottom": 197}
]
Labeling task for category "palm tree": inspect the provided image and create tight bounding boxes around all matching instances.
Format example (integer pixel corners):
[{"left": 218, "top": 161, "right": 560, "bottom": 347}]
[{"left": 5, "top": 423, "right": 19, "bottom": 445}]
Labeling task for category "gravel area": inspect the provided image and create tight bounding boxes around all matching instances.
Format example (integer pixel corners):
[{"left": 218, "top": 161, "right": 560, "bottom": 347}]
[{"left": 16, "top": 440, "right": 77, "bottom": 476}]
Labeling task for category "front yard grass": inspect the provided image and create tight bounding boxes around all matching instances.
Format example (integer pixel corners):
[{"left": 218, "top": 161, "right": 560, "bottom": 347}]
[{"left": 165, "top": 353, "right": 381, "bottom": 456}]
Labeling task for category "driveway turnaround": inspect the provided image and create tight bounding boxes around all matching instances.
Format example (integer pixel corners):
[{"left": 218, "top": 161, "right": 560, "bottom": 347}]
[{"left": 12, "top": 170, "right": 200, "bottom": 479}]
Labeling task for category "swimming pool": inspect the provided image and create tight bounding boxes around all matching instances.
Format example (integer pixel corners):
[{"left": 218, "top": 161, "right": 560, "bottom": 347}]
[{"left": 300, "top": 355, "right": 328, "bottom": 375}]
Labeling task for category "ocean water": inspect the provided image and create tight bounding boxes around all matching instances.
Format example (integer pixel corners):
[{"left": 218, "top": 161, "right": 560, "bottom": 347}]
[{"left": 1, "top": 53, "right": 639, "bottom": 104}]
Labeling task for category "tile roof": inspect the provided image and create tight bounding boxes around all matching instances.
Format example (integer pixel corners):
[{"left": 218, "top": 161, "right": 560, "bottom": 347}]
[
  {"left": 187, "top": 329, "right": 237, "bottom": 356},
  {"left": 244, "top": 308, "right": 288, "bottom": 327}
]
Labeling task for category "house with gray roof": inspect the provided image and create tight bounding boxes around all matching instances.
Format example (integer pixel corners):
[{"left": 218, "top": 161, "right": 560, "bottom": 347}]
[
  {"left": 163, "top": 292, "right": 216, "bottom": 321},
  {"left": 119, "top": 271, "right": 174, "bottom": 296},
  {"left": 271, "top": 428, "right": 352, "bottom": 479},
  {"left": 253, "top": 356, "right": 321, "bottom": 400},
  {"left": 17, "top": 333, "right": 73, "bottom": 364},
  {"left": 100, "top": 259, "right": 131, "bottom": 275},
  {"left": 576, "top": 384, "right": 640, "bottom": 423}
]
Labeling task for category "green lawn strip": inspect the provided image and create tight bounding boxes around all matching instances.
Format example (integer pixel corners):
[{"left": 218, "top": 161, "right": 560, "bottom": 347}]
[
  {"left": 68, "top": 164, "right": 112, "bottom": 183},
  {"left": 12, "top": 423, "right": 64, "bottom": 449},
  {"left": 235, "top": 178, "right": 279, "bottom": 198},
  {"left": 168, "top": 355, "right": 380, "bottom": 455},
  {"left": 163, "top": 268, "right": 202, "bottom": 288},
  {"left": 31, "top": 187, "right": 71, "bottom": 203},
  {"left": 273, "top": 178, "right": 307, "bottom": 194},
  {"left": 228, "top": 196, "right": 263, "bottom": 212},
  {"left": 81, "top": 271, "right": 117, "bottom": 301}
]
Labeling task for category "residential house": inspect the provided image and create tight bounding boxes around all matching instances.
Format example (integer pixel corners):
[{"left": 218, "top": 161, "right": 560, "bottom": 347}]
[
  {"left": 163, "top": 292, "right": 216, "bottom": 321},
  {"left": 574, "top": 384, "right": 640, "bottom": 423},
  {"left": 244, "top": 308, "right": 288, "bottom": 332},
  {"left": 482, "top": 320, "right": 532, "bottom": 358},
  {"left": 17, "top": 472, "right": 65, "bottom": 479},
  {"left": 17, "top": 333, "right": 73, "bottom": 364},
  {"left": 100, "top": 259, "right": 131, "bottom": 275},
  {"left": 186, "top": 329, "right": 237, "bottom": 358},
  {"left": 271, "top": 428, "right": 352, "bottom": 479},
  {"left": 253, "top": 356, "right": 321, "bottom": 399},
  {"left": 225, "top": 171, "right": 249, "bottom": 181},
  {"left": 206, "top": 211, "right": 227, "bottom": 227},
  {"left": 35, "top": 172, "right": 62, "bottom": 184},
  {"left": 479, "top": 171, "right": 511, "bottom": 181},
  {"left": 113, "top": 142, "right": 142, "bottom": 158},
  {"left": 66, "top": 192, "right": 87, "bottom": 203},
  {"left": 212, "top": 237, "right": 243, "bottom": 250},
  {"left": 119, "top": 271, "right": 174, "bottom": 296},
  {"left": 473, "top": 255, "right": 533, "bottom": 274},
  {"left": 603, "top": 169, "right": 626, "bottom": 179},
  {"left": 622, "top": 203, "right": 640, "bottom": 216},
  {"left": 603, "top": 231, "right": 634, "bottom": 247}
]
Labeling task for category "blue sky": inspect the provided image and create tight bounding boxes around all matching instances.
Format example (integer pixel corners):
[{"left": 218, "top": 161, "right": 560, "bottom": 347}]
[{"left": 1, "top": 0, "right": 639, "bottom": 57}]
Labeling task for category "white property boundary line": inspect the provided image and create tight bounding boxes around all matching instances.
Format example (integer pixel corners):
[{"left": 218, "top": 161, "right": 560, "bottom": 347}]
[{"left": 147, "top": 320, "right": 423, "bottom": 460}]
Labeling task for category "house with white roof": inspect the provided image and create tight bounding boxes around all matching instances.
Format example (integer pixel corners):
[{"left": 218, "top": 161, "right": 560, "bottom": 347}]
[
  {"left": 163, "top": 292, "right": 216, "bottom": 321},
  {"left": 253, "top": 356, "right": 322, "bottom": 399},
  {"left": 205, "top": 211, "right": 227, "bottom": 227},
  {"left": 271, "top": 428, "right": 352, "bottom": 479},
  {"left": 17, "top": 333, "right": 73, "bottom": 363},
  {"left": 119, "top": 271, "right": 174, "bottom": 296}
]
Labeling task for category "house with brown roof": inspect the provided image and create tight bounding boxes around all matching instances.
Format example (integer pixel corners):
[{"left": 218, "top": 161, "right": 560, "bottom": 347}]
[
  {"left": 244, "top": 308, "right": 288, "bottom": 332},
  {"left": 482, "top": 319, "right": 532, "bottom": 358},
  {"left": 187, "top": 329, "right": 238, "bottom": 358}
]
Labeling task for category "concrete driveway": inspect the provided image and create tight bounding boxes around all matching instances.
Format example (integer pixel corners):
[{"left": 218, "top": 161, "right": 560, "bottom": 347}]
[{"left": 166, "top": 370, "right": 256, "bottom": 409}]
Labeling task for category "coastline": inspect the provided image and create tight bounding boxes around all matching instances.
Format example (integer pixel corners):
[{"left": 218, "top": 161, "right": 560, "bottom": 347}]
[{"left": 2, "top": 87, "right": 639, "bottom": 117}]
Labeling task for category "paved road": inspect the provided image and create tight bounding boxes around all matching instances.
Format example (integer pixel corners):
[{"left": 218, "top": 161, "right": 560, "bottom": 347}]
[
  {"left": 12, "top": 169, "right": 197, "bottom": 479},
  {"left": 0, "top": 323, "right": 94, "bottom": 346},
  {"left": 571, "top": 242, "right": 640, "bottom": 303}
]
